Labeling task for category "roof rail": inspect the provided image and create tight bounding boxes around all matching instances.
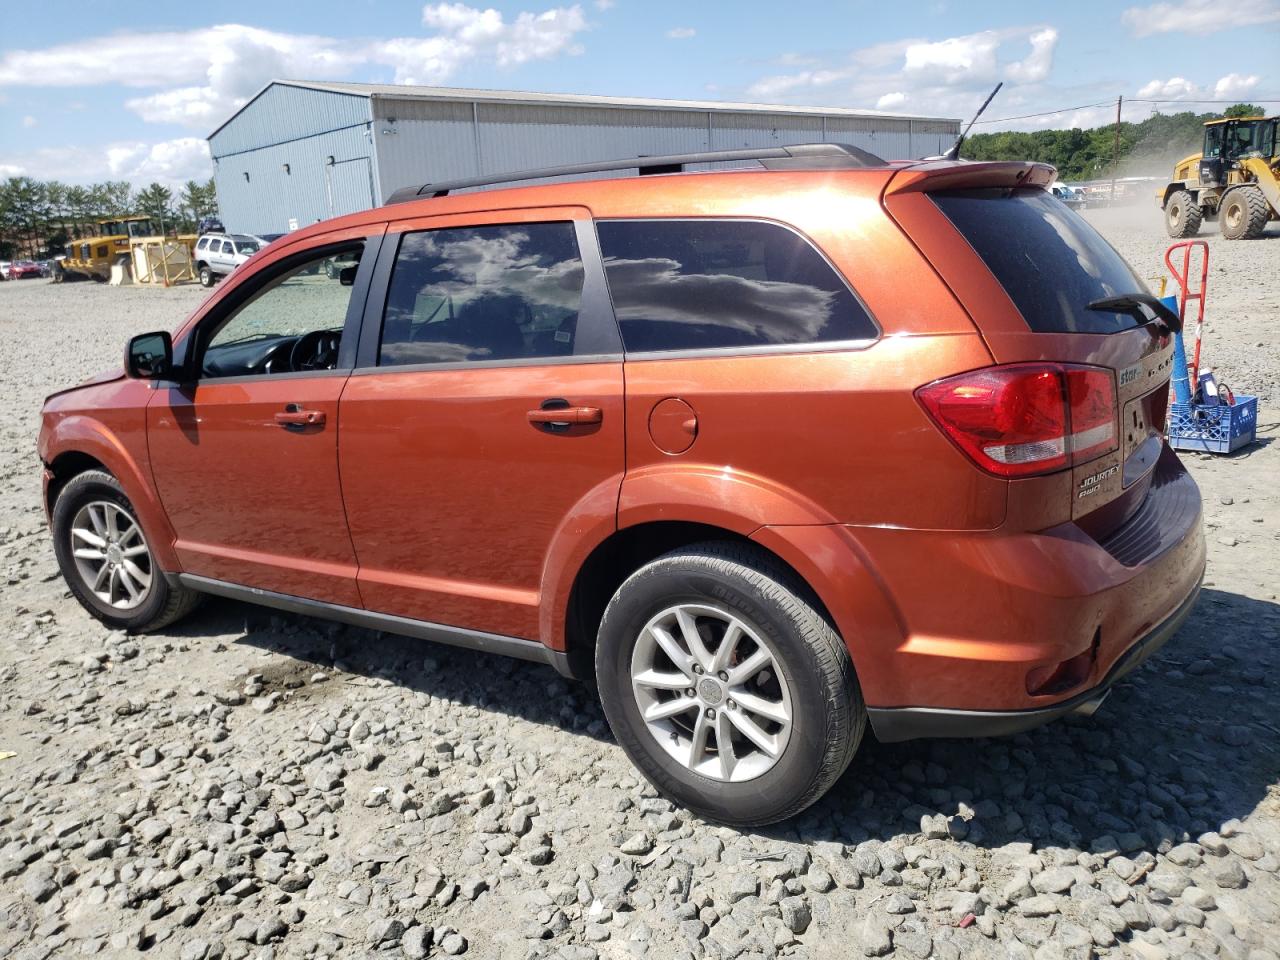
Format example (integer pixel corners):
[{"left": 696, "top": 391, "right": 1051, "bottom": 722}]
[{"left": 386, "top": 142, "right": 886, "bottom": 204}]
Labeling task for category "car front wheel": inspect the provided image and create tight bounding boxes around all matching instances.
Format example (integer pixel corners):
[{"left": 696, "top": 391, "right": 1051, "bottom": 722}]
[
  {"left": 595, "top": 542, "right": 864, "bottom": 826},
  {"left": 52, "top": 469, "right": 201, "bottom": 632}
]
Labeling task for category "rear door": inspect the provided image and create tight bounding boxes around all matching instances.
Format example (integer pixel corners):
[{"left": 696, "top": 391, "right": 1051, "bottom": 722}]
[
  {"left": 885, "top": 166, "right": 1174, "bottom": 533},
  {"left": 338, "top": 207, "right": 624, "bottom": 641}
]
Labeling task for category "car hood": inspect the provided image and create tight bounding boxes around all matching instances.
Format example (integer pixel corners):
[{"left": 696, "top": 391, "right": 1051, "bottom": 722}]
[{"left": 43, "top": 366, "right": 125, "bottom": 404}]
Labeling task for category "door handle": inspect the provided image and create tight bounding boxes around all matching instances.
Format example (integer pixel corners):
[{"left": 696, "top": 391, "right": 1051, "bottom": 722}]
[
  {"left": 275, "top": 406, "right": 326, "bottom": 427},
  {"left": 527, "top": 405, "right": 603, "bottom": 426}
]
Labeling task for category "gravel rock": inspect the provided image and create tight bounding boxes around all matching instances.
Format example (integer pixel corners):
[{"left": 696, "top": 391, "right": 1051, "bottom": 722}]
[
  {"left": 862, "top": 916, "right": 893, "bottom": 957},
  {"left": 2, "top": 254, "right": 1278, "bottom": 960},
  {"left": 620, "top": 832, "right": 653, "bottom": 856},
  {"left": 1017, "top": 895, "right": 1061, "bottom": 917},
  {"left": 780, "top": 895, "right": 812, "bottom": 933}
]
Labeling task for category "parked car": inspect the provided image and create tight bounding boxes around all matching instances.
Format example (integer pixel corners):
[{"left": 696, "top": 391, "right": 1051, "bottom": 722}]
[
  {"left": 9, "top": 260, "right": 44, "bottom": 279},
  {"left": 1050, "top": 181, "right": 1087, "bottom": 210},
  {"left": 0, "top": 260, "right": 10, "bottom": 280},
  {"left": 39, "top": 144, "right": 1205, "bottom": 825},
  {"left": 197, "top": 216, "right": 226, "bottom": 235},
  {"left": 192, "top": 233, "right": 263, "bottom": 287}
]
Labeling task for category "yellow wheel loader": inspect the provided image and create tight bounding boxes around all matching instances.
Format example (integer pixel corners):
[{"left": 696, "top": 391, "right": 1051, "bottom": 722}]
[
  {"left": 1158, "top": 116, "right": 1279, "bottom": 240},
  {"left": 55, "top": 217, "right": 198, "bottom": 282}
]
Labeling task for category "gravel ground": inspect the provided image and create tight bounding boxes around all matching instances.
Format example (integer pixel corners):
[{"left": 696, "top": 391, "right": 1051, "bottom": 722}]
[{"left": 0, "top": 209, "right": 1278, "bottom": 960}]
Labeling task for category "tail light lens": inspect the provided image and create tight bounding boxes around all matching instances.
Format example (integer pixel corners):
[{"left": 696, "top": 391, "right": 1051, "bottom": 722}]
[{"left": 916, "top": 363, "right": 1118, "bottom": 478}]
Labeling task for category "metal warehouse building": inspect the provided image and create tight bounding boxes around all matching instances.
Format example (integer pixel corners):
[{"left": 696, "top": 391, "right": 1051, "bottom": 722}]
[{"left": 208, "top": 80, "right": 960, "bottom": 236}]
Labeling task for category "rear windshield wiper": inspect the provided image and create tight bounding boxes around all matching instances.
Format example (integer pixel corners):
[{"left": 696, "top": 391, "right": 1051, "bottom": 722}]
[{"left": 1087, "top": 293, "right": 1182, "bottom": 335}]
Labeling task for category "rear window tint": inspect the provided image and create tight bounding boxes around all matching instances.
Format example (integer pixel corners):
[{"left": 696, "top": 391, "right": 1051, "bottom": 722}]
[
  {"left": 931, "top": 189, "right": 1145, "bottom": 334},
  {"left": 596, "top": 219, "right": 876, "bottom": 353}
]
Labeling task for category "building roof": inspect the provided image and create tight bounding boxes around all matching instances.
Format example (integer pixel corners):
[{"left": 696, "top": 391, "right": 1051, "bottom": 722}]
[{"left": 209, "top": 79, "right": 959, "bottom": 139}]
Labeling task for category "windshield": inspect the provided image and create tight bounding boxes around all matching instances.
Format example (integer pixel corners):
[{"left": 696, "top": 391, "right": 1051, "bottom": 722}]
[
  {"left": 932, "top": 188, "right": 1145, "bottom": 334},
  {"left": 231, "top": 237, "right": 260, "bottom": 254}
]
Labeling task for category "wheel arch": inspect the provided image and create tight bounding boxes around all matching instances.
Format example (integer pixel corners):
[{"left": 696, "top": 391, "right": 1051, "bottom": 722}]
[
  {"left": 560, "top": 520, "right": 839, "bottom": 683},
  {"left": 42, "top": 418, "right": 180, "bottom": 571},
  {"left": 1162, "top": 182, "right": 1197, "bottom": 207}
]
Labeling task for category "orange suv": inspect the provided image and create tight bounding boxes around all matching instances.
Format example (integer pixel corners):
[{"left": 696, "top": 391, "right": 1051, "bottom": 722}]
[{"left": 39, "top": 144, "right": 1205, "bottom": 825}]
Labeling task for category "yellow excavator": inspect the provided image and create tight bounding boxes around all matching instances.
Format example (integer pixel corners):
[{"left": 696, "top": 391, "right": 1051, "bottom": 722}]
[{"left": 1159, "top": 115, "right": 1279, "bottom": 239}]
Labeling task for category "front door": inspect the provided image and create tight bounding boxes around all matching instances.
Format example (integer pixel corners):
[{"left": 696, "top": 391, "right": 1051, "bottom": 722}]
[
  {"left": 147, "top": 231, "right": 382, "bottom": 606},
  {"left": 339, "top": 209, "right": 624, "bottom": 640}
]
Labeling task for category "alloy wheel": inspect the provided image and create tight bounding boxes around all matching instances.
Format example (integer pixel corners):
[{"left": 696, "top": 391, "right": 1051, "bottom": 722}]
[
  {"left": 69, "top": 501, "right": 153, "bottom": 610},
  {"left": 630, "top": 603, "right": 793, "bottom": 782}
]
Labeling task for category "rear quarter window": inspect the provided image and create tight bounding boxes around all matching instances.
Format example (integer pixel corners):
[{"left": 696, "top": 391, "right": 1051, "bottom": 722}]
[
  {"left": 596, "top": 219, "right": 876, "bottom": 353},
  {"left": 931, "top": 189, "right": 1145, "bottom": 334}
]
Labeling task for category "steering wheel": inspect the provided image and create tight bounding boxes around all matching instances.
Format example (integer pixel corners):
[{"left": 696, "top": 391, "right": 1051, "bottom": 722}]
[{"left": 289, "top": 330, "right": 341, "bottom": 372}]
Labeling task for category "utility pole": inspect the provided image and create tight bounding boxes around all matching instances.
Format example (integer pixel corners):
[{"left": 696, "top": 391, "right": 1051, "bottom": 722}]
[{"left": 1110, "top": 95, "right": 1123, "bottom": 205}]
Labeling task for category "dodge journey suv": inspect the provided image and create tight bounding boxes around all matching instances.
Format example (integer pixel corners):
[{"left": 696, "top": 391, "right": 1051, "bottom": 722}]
[{"left": 39, "top": 144, "right": 1205, "bottom": 825}]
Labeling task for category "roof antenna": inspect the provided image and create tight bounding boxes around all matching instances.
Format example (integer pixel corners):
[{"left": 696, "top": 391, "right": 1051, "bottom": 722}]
[{"left": 943, "top": 82, "right": 1003, "bottom": 161}]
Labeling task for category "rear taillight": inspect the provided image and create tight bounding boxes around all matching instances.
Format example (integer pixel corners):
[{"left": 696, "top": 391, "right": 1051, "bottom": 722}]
[{"left": 916, "top": 363, "right": 1118, "bottom": 478}]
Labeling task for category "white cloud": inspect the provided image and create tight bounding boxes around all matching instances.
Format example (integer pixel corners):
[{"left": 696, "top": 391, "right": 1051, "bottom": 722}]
[
  {"left": 594, "top": 0, "right": 614, "bottom": 7},
  {"left": 744, "top": 25, "right": 1063, "bottom": 122},
  {"left": 21, "top": 115, "right": 36, "bottom": 128},
  {"left": 1122, "top": 0, "right": 1280, "bottom": 36},
  {"left": 903, "top": 31, "right": 1001, "bottom": 84},
  {"left": 667, "top": 27, "right": 696, "bottom": 39},
  {"left": 0, "top": 6, "right": 590, "bottom": 127},
  {"left": 1137, "top": 76, "right": 1198, "bottom": 99},
  {"left": 1132, "top": 72, "right": 1264, "bottom": 108},
  {"left": 1004, "top": 28, "right": 1058, "bottom": 84},
  {"left": 377, "top": 4, "right": 586, "bottom": 83},
  {"left": 0, "top": 137, "right": 211, "bottom": 189},
  {"left": 1214, "top": 72, "right": 1260, "bottom": 98}
]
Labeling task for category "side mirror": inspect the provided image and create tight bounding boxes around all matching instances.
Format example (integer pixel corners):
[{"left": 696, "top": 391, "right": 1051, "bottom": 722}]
[
  {"left": 339, "top": 265, "right": 357, "bottom": 286},
  {"left": 125, "top": 331, "right": 173, "bottom": 379}
]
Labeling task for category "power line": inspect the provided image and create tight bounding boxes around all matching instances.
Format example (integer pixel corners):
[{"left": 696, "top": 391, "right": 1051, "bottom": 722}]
[
  {"left": 972, "top": 96, "right": 1279, "bottom": 126},
  {"left": 1131, "top": 98, "right": 1280, "bottom": 104},
  {"left": 972, "top": 102, "right": 1113, "bottom": 124}
]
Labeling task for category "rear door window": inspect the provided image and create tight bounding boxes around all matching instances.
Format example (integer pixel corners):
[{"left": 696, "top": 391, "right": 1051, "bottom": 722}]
[
  {"left": 596, "top": 219, "right": 876, "bottom": 353},
  {"left": 931, "top": 189, "right": 1146, "bottom": 334}
]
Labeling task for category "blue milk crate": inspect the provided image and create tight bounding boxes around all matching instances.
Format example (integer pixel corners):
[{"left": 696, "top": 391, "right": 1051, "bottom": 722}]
[{"left": 1167, "top": 395, "right": 1258, "bottom": 454}]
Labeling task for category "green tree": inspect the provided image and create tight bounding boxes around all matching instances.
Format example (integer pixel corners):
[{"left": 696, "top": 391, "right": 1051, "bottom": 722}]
[
  {"left": 0, "top": 176, "right": 47, "bottom": 257},
  {"left": 64, "top": 185, "right": 94, "bottom": 237},
  {"left": 178, "top": 178, "right": 218, "bottom": 231},
  {"left": 1223, "top": 103, "right": 1265, "bottom": 118},
  {"left": 135, "top": 182, "right": 175, "bottom": 233}
]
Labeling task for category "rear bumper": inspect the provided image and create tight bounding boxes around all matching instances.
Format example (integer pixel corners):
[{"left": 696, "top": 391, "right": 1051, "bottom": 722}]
[
  {"left": 867, "top": 576, "right": 1200, "bottom": 741},
  {"left": 834, "top": 444, "right": 1203, "bottom": 714}
]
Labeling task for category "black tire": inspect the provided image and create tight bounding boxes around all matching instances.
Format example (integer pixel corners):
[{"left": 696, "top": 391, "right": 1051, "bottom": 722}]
[
  {"left": 595, "top": 542, "right": 864, "bottom": 826},
  {"left": 1220, "top": 186, "right": 1270, "bottom": 240},
  {"left": 198, "top": 265, "right": 214, "bottom": 287},
  {"left": 1164, "top": 190, "right": 1203, "bottom": 238},
  {"left": 52, "top": 470, "right": 201, "bottom": 633}
]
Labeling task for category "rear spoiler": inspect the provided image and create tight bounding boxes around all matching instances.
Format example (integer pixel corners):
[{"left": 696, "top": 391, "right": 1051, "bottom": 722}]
[{"left": 884, "top": 161, "right": 1056, "bottom": 195}]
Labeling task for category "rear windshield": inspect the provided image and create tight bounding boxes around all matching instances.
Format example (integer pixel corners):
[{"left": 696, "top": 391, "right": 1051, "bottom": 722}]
[{"left": 931, "top": 188, "right": 1145, "bottom": 334}]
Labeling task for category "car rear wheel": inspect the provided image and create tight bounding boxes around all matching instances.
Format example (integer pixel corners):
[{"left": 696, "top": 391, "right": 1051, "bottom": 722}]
[
  {"left": 595, "top": 542, "right": 864, "bottom": 826},
  {"left": 52, "top": 470, "right": 201, "bottom": 632},
  {"left": 1164, "top": 190, "right": 1202, "bottom": 238},
  {"left": 199, "top": 265, "right": 214, "bottom": 287}
]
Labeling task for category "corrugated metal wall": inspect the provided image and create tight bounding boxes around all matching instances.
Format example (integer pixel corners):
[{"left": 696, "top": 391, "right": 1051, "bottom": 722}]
[
  {"left": 210, "top": 85, "right": 375, "bottom": 235},
  {"left": 374, "top": 100, "right": 956, "bottom": 199},
  {"left": 212, "top": 125, "right": 375, "bottom": 236},
  {"left": 209, "top": 85, "right": 371, "bottom": 159},
  {"left": 211, "top": 84, "right": 959, "bottom": 234}
]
